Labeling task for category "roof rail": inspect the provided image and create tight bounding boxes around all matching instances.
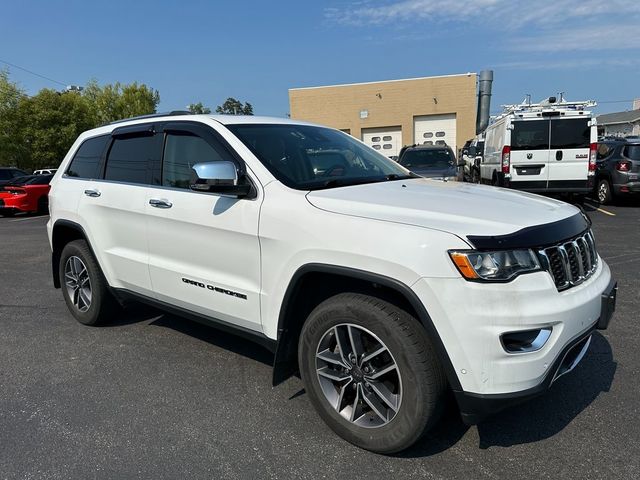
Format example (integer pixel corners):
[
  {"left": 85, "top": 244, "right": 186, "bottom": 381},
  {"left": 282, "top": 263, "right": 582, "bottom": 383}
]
[{"left": 108, "top": 110, "right": 192, "bottom": 125}]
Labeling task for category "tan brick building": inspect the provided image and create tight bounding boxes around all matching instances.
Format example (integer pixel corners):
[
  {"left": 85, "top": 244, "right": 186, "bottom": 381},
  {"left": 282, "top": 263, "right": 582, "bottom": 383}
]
[{"left": 289, "top": 73, "right": 478, "bottom": 158}]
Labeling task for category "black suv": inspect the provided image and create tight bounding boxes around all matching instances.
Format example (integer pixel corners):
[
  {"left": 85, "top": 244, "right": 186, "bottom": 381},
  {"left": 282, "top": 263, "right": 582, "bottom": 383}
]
[
  {"left": 0, "top": 167, "right": 29, "bottom": 186},
  {"left": 594, "top": 139, "right": 640, "bottom": 204},
  {"left": 397, "top": 144, "right": 460, "bottom": 180}
]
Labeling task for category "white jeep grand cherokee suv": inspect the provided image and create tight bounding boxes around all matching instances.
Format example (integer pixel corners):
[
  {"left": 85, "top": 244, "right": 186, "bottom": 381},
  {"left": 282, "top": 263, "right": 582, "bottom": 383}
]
[{"left": 47, "top": 112, "right": 617, "bottom": 453}]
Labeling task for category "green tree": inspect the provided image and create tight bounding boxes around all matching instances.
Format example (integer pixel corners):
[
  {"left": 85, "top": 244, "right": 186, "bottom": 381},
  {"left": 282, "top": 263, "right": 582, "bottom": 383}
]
[
  {"left": 15, "top": 89, "right": 95, "bottom": 170},
  {"left": 0, "top": 69, "right": 26, "bottom": 166},
  {"left": 187, "top": 102, "right": 211, "bottom": 114},
  {"left": 215, "top": 97, "right": 253, "bottom": 115},
  {"left": 83, "top": 79, "right": 160, "bottom": 124}
]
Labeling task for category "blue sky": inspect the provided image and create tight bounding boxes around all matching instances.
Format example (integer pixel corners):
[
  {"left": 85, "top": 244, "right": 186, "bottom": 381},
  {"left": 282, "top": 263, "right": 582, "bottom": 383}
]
[{"left": 2, "top": 0, "right": 639, "bottom": 116}]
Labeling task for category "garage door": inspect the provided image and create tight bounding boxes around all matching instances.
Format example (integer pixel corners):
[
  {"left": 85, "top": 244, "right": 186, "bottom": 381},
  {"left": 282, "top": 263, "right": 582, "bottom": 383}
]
[
  {"left": 414, "top": 114, "right": 456, "bottom": 152},
  {"left": 362, "top": 127, "right": 402, "bottom": 158}
]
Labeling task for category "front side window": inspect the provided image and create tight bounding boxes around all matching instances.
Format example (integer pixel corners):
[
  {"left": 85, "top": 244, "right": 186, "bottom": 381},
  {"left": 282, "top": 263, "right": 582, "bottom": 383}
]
[
  {"left": 227, "top": 124, "right": 412, "bottom": 190},
  {"left": 163, "top": 133, "right": 227, "bottom": 189},
  {"left": 66, "top": 135, "right": 110, "bottom": 179},
  {"left": 104, "top": 135, "right": 159, "bottom": 184}
]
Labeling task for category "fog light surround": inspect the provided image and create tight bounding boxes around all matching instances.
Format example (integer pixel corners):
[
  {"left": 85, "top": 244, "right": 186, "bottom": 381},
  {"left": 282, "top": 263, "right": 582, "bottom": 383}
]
[{"left": 501, "top": 327, "right": 552, "bottom": 354}]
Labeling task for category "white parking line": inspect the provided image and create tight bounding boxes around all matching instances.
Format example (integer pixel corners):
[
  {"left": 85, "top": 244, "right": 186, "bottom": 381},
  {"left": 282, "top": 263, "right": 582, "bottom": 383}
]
[{"left": 8, "top": 215, "right": 49, "bottom": 223}]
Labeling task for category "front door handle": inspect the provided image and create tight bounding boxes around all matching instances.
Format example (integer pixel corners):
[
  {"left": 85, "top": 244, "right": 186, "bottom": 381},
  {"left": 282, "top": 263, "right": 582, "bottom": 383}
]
[
  {"left": 84, "top": 189, "right": 101, "bottom": 197},
  {"left": 556, "top": 150, "right": 563, "bottom": 161},
  {"left": 149, "top": 198, "right": 173, "bottom": 209}
]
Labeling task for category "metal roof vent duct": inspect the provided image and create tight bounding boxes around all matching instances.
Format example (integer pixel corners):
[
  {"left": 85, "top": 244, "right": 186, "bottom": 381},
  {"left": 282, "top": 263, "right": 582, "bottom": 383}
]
[{"left": 476, "top": 70, "right": 493, "bottom": 134}]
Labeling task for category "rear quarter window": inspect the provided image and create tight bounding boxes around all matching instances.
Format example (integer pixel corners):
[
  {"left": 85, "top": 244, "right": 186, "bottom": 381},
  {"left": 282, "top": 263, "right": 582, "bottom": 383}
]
[{"left": 66, "top": 135, "right": 110, "bottom": 179}]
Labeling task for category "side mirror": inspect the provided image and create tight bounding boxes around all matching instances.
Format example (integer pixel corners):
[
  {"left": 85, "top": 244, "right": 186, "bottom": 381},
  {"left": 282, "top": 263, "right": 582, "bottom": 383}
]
[
  {"left": 467, "top": 146, "right": 477, "bottom": 156},
  {"left": 462, "top": 148, "right": 469, "bottom": 156},
  {"left": 190, "top": 161, "right": 251, "bottom": 197},
  {"left": 457, "top": 160, "right": 467, "bottom": 167}
]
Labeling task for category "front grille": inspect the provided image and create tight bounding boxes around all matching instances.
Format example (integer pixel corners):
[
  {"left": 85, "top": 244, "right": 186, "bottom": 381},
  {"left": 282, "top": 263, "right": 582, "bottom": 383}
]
[{"left": 537, "top": 230, "right": 598, "bottom": 291}]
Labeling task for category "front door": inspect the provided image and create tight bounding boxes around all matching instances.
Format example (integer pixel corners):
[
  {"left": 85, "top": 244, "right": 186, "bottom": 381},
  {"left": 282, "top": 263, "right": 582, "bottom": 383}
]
[
  {"left": 145, "top": 122, "right": 262, "bottom": 332},
  {"left": 509, "top": 119, "right": 550, "bottom": 189}
]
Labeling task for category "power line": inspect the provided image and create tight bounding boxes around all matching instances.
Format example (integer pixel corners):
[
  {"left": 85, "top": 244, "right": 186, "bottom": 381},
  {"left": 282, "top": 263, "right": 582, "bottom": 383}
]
[{"left": 0, "top": 58, "right": 68, "bottom": 87}]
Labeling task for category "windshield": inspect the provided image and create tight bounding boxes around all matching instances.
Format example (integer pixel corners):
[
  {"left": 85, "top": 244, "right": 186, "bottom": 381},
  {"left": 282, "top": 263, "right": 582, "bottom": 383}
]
[
  {"left": 399, "top": 149, "right": 454, "bottom": 170},
  {"left": 226, "top": 124, "right": 413, "bottom": 190}
]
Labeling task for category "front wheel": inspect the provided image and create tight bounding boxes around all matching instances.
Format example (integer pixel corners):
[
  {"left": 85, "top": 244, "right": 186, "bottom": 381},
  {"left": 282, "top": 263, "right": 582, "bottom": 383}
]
[{"left": 298, "top": 293, "right": 446, "bottom": 454}]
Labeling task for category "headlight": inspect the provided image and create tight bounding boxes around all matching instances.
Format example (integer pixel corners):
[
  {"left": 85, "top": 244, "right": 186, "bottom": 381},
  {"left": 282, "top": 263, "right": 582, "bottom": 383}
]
[{"left": 449, "top": 249, "right": 540, "bottom": 281}]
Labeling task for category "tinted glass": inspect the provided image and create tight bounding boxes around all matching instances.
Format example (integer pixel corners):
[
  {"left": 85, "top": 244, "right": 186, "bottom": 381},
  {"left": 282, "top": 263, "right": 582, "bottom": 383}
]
[
  {"left": 550, "top": 119, "right": 590, "bottom": 149},
  {"left": 25, "top": 175, "right": 53, "bottom": 185},
  {"left": 67, "top": 135, "right": 110, "bottom": 178},
  {"left": 399, "top": 149, "right": 453, "bottom": 170},
  {"left": 227, "top": 124, "right": 411, "bottom": 190},
  {"left": 0, "top": 170, "right": 13, "bottom": 180},
  {"left": 597, "top": 143, "right": 612, "bottom": 159},
  {"left": 105, "top": 135, "right": 158, "bottom": 184},
  {"left": 163, "top": 133, "right": 226, "bottom": 189},
  {"left": 512, "top": 120, "right": 549, "bottom": 150},
  {"left": 624, "top": 145, "right": 640, "bottom": 160}
]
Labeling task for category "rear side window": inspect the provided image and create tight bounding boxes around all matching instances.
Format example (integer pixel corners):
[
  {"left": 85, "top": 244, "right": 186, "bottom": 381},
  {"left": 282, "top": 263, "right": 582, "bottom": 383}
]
[
  {"left": 67, "top": 135, "right": 110, "bottom": 179},
  {"left": 624, "top": 145, "right": 640, "bottom": 160},
  {"left": 512, "top": 120, "right": 549, "bottom": 150},
  {"left": 550, "top": 119, "right": 590, "bottom": 149},
  {"left": 105, "top": 135, "right": 160, "bottom": 185},
  {"left": 0, "top": 170, "right": 12, "bottom": 180},
  {"left": 163, "top": 133, "right": 227, "bottom": 189}
]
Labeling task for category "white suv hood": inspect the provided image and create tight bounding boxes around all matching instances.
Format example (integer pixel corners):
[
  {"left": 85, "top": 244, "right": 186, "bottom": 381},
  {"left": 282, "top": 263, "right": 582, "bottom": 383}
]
[{"left": 306, "top": 178, "right": 579, "bottom": 241}]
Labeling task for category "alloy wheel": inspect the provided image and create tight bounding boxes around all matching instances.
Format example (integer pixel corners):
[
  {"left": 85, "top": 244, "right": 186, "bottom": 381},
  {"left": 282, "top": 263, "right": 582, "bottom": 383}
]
[
  {"left": 315, "top": 323, "right": 402, "bottom": 428},
  {"left": 598, "top": 182, "right": 609, "bottom": 203},
  {"left": 64, "top": 256, "right": 92, "bottom": 312}
]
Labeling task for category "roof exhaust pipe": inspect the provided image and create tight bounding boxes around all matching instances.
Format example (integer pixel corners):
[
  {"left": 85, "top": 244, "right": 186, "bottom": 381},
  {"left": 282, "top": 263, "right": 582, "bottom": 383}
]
[{"left": 476, "top": 70, "right": 493, "bottom": 134}]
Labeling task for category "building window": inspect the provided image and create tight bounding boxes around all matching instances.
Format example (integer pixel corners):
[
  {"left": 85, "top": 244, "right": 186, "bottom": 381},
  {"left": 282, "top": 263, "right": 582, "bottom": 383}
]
[
  {"left": 423, "top": 141, "right": 433, "bottom": 145},
  {"left": 372, "top": 144, "right": 381, "bottom": 150},
  {"left": 383, "top": 144, "right": 392, "bottom": 149},
  {"left": 435, "top": 140, "right": 446, "bottom": 145},
  {"left": 423, "top": 132, "right": 433, "bottom": 138},
  {"left": 435, "top": 131, "right": 446, "bottom": 137},
  {"left": 382, "top": 135, "right": 392, "bottom": 141},
  {"left": 371, "top": 136, "right": 381, "bottom": 142}
]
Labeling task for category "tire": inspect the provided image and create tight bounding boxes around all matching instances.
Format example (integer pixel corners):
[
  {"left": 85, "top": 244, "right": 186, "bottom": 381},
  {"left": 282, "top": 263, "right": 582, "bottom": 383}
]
[
  {"left": 597, "top": 179, "right": 613, "bottom": 205},
  {"left": 471, "top": 168, "right": 480, "bottom": 184},
  {"left": 298, "top": 293, "right": 446, "bottom": 454},
  {"left": 59, "top": 239, "right": 119, "bottom": 326},
  {"left": 0, "top": 210, "right": 16, "bottom": 217}
]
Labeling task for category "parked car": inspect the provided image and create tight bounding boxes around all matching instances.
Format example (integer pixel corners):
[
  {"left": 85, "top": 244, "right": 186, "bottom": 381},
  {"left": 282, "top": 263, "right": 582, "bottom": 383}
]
[
  {"left": 0, "top": 167, "right": 29, "bottom": 186},
  {"left": 33, "top": 168, "right": 58, "bottom": 175},
  {"left": 0, "top": 174, "right": 53, "bottom": 216},
  {"left": 594, "top": 139, "right": 640, "bottom": 204},
  {"left": 460, "top": 136, "right": 484, "bottom": 183},
  {"left": 482, "top": 98, "right": 597, "bottom": 202},
  {"left": 48, "top": 113, "right": 616, "bottom": 454},
  {"left": 397, "top": 144, "right": 459, "bottom": 180}
]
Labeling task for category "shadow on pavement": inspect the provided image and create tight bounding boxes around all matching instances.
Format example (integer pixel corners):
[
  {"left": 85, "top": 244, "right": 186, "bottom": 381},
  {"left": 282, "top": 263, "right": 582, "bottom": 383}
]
[{"left": 399, "top": 332, "right": 616, "bottom": 456}]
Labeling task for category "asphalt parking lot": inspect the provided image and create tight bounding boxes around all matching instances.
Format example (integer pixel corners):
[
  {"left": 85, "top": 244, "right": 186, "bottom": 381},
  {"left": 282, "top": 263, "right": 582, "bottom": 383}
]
[{"left": 1, "top": 199, "right": 639, "bottom": 480}]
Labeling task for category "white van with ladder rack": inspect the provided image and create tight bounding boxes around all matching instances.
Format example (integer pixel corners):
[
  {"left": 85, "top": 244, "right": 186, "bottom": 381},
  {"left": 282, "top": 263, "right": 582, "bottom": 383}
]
[{"left": 480, "top": 97, "right": 597, "bottom": 198}]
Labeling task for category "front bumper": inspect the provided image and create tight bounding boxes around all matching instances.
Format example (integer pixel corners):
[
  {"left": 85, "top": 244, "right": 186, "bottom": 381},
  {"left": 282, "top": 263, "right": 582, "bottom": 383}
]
[
  {"left": 412, "top": 259, "right": 616, "bottom": 423},
  {"left": 456, "top": 276, "right": 616, "bottom": 424}
]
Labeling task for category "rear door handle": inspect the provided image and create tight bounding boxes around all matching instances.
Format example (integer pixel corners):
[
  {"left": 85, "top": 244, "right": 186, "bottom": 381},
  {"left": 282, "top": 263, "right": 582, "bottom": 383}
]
[
  {"left": 556, "top": 151, "right": 563, "bottom": 161},
  {"left": 149, "top": 198, "right": 173, "bottom": 209},
  {"left": 84, "top": 189, "right": 101, "bottom": 197}
]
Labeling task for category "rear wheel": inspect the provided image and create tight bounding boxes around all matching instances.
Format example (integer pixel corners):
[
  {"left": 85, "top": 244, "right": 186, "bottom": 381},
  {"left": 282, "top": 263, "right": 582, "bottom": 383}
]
[
  {"left": 597, "top": 179, "right": 613, "bottom": 205},
  {"left": 471, "top": 168, "right": 480, "bottom": 184},
  {"left": 298, "top": 293, "right": 446, "bottom": 454},
  {"left": 59, "top": 240, "right": 120, "bottom": 326}
]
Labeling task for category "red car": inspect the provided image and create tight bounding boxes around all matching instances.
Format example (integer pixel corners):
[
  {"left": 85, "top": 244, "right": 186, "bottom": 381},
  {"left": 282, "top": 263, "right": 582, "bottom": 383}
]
[{"left": 0, "top": 174, "right": 53, "bottom": 216}]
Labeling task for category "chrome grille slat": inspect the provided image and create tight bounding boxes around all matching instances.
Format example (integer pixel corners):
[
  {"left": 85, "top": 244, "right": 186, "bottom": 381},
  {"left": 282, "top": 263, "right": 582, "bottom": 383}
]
[{"left": 537, "top": 230, "right": 598, "bottom": 291}]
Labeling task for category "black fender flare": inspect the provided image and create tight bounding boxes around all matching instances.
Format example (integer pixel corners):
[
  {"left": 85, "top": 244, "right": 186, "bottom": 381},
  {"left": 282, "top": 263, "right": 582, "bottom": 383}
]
[
  {"left": 272, "top": 263, "right": 462, "bottom": 392},
  {"left": 51, "top": 219, "right": 95, "bottom": 288}
]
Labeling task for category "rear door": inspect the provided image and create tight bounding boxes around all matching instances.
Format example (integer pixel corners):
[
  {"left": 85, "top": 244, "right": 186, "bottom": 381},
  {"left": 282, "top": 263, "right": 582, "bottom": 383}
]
[
  {"left": 510, "top": 119, "right": 550, "bottom": 189},
  {"left": 76, "top": 125, "right": 161, "bottom": 297},
  {"left": 547, "top": 117, "right": 591, "bottom": 187}
]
